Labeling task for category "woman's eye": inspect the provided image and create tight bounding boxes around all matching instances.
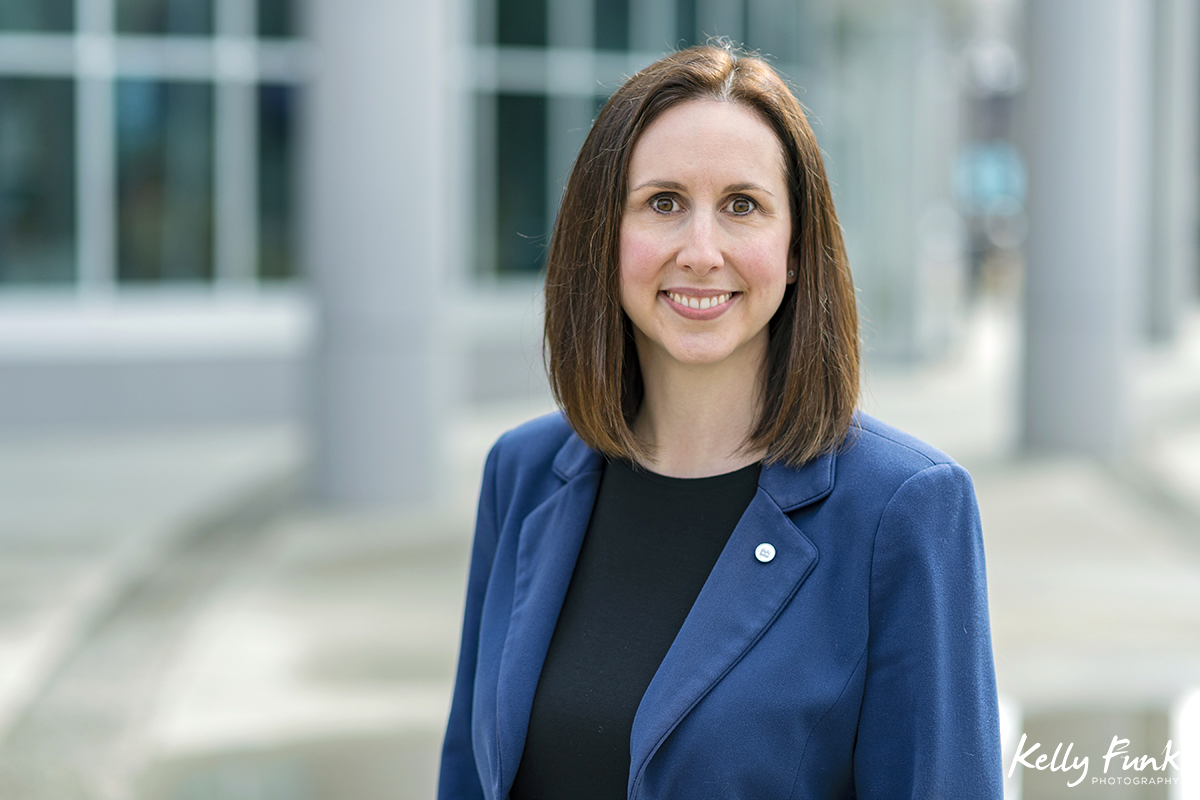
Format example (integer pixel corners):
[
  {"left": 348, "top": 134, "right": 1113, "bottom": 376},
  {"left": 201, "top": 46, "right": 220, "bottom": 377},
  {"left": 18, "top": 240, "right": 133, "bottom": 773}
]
[
  {"left": 729, "top": 196, "right": 755, "bottom": 215},
  {"left": 652, "top": 195, "right": 677, "bottom": 213}
]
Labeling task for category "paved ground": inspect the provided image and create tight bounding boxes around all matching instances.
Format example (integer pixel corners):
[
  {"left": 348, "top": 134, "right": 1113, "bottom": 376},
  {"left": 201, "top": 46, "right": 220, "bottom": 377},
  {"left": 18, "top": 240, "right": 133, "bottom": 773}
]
[
  {"left": 1, "top": 303, "right": 1198, "bottom": 800},
  {"left": 0, "top": 425, "right": 302, "bottom": 799}
]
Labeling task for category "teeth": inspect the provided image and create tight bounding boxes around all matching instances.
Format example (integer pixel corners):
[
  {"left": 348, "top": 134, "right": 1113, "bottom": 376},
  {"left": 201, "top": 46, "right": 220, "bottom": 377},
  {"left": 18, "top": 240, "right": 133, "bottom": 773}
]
[{"left": 668, "top": 292, "right": 732, "bottom": 309}]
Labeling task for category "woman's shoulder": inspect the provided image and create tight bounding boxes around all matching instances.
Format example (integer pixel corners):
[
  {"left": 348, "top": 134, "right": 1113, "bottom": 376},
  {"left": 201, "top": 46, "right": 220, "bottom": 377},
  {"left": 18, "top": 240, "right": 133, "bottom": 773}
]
[
  {"left": 833, "top": 412, "right": 975, "bottom": 503},
  {"left": 846, "top": 412, "right": 957, "bottom": 469},
  {"left": 482, "top": 411, "right": 591, "bottom": 501},
  {"left": 489, "top": 410, "right": 575, "bottom": 465}
]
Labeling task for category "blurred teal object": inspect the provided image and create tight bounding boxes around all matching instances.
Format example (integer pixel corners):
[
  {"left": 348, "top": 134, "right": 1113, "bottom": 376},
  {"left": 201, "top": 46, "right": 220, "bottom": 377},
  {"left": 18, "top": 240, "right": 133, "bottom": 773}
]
[
  {"left": 117, "top": 79, "right": 214, "bottom": 282},
  {"left": 0, "top": 78, "right": 75, "bottom": 284},
  {"left": 495, "top": 94, "right": 547, "bottom": 275},
  {"left": 0, "top": 0, "right": 72, "bottom": 31},
  {"left": 116, "top": 0, "right": 213, "bottom": 35},
  {"left": 497, "top": 0, "right": 547, "bottom": 46},
  {"left": 956, "top": 142, "right": 1027, "bottom": 216},
  {"left": 593, "top": 0, "right": 629, "bottom": 50},
  {"left": 257, "top": 0, "right": 297, "bottom": 37},
  {"left": 259, "top": 84, "right": 296, "bottom": 280}
]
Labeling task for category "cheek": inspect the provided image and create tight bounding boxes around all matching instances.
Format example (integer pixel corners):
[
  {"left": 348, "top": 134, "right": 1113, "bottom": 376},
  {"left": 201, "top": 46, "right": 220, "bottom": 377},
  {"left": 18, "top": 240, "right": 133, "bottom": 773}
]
[
  {"left": 618, "top": 231, "right": 664, "bottom": 311},
  {"left": 618, "top": 230, "right": 664, "bottom": 282},
  {"left": 741, "top": 238, "right": 792, "bottom": 288}
]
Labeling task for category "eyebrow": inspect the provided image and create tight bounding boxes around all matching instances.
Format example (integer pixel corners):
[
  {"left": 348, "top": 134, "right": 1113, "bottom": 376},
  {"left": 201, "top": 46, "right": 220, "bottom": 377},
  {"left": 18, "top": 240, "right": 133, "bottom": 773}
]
[{"left": 629, "top": 180, "right": 775, "bottom": 197}]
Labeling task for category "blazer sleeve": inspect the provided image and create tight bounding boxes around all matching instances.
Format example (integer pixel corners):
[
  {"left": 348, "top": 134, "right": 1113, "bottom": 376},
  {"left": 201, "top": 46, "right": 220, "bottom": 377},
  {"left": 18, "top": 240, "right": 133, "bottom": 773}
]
[
  {"left": 438, "top": 442, "right": 503, "bottom": 800},
  {"left": 853, "top": 462, "right": 1004, "bottom": 800}
]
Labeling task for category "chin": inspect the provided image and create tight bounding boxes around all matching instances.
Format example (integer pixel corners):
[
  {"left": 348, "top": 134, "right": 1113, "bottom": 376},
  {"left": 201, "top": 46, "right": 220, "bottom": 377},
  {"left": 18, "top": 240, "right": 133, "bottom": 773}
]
[{"left": 663, "top": 343, "right": 738, "bottom": 366}]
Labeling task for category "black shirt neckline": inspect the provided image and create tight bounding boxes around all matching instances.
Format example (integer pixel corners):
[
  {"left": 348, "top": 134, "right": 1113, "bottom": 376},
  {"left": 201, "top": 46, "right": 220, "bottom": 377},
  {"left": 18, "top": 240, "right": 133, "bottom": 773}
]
[{"left": 612, "top": 458, "right": 763, "bottom": 489}]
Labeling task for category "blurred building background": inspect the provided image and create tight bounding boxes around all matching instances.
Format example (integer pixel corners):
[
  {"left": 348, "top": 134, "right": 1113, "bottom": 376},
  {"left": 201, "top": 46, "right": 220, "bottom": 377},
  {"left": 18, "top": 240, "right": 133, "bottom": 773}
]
[{"left": 0, "top": 0, "right": 1199, "bottom": 798}]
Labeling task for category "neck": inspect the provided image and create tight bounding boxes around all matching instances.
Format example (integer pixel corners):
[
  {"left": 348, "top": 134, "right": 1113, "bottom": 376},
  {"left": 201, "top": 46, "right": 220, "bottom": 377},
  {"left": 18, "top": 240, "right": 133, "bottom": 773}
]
[{"left": 632, "top": 335, "right": 768, "bottom": 478}]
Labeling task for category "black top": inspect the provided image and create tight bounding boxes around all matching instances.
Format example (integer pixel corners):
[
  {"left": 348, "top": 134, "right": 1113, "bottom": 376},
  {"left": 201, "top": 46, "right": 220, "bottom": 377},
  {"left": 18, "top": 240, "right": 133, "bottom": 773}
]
[{"left": 509, "top": 457, "right": 761, "bottom": 800}]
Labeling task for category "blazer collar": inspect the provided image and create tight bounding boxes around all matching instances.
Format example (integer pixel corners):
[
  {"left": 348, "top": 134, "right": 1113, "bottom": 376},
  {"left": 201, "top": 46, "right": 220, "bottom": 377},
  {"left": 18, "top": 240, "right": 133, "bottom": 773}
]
[
  {"left": 760, "top": 448, "right": 836, "bottom": 511},
  {"left": 551, "top": 428, "right": 604, "bottom": 481},
  {"left": 552, "top": 426, "right": 837, "bottom": 512}
]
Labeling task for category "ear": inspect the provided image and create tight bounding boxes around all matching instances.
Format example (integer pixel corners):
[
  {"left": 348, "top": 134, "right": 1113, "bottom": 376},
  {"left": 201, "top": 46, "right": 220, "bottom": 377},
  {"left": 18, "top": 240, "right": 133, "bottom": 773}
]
[{"left": 786, "top": 258, "right": 798, "bottom": 285}]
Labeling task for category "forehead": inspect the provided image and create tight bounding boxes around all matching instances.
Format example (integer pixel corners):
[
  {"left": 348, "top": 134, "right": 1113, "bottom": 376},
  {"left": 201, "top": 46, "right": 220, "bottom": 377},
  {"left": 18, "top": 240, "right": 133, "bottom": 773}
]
[{"left": 627, "top": 98, "right": 787, "bottom": 186}]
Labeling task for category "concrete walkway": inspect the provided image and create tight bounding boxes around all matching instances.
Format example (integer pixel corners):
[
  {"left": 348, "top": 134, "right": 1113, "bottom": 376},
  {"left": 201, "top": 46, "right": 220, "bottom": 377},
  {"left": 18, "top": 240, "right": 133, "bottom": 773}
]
[
  {"left": 0, "top": 425, "right": 302, "bottom": 738},
  {"left": 0, "top": 303, "right": 1198, "bottom": 800}
]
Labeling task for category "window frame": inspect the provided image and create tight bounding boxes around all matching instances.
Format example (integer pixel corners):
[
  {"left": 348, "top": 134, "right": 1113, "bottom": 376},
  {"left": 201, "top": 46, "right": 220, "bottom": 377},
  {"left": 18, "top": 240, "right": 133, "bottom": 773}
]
[{"left": 0, "top": 0, "right": 307, "bottom": 294}]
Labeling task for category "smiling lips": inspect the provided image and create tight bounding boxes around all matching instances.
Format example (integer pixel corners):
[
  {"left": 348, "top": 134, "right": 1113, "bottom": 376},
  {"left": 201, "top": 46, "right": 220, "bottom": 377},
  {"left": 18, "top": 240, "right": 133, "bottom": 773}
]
[
  {"left": 661, "top": 290, "right": 739, "bottom": 319},
  {"left": 666, "top": 291, "right": 734, "bottom": 310}
]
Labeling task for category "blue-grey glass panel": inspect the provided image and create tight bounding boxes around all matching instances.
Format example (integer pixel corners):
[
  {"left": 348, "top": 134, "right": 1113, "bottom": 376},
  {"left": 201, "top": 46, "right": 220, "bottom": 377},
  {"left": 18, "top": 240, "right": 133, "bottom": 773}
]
[
  {"left": 676, "top": 0, "right": 696, "bottom": 47},
  {"left": 497, "top": 0, "right": 546, "bottom": 47},
  {"left": 259, "top": 84, "right": 295, "bottom": 279},
  {"left": 258, "top": 0, "right": 296, "bottom": 37},
  {"left": 594, "top": 0, "right": 629, "bottom": 50},
  {"left": 496, "top": 94, "right": 546, "bottom": 274},
  {"left": 116, "top": 0, "right": 213, "bottom": 35},
  {"left": 117, "top": 80, "right": 213, "bottom": 282},
  {"left": 0, "top": 0, "right": 73, "bottom": 31},
  {"left": 0, "top": 79, "right": 75, "bottom": 284},
  {"left": 747, "top": 0, "right": 801, "bottom": 66}
]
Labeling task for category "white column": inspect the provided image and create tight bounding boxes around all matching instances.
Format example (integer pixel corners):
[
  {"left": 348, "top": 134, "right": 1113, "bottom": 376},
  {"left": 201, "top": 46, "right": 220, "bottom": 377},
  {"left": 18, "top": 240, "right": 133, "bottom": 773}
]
[
  {"left": 306, "top": 0, "right": 448, "bottom": 504},
  {"left": 1022, "top": 0, "right": 1152, "bottom": 458},
  {"left": 1148, "top": 0, "right": 1199, "bottom": 341}
]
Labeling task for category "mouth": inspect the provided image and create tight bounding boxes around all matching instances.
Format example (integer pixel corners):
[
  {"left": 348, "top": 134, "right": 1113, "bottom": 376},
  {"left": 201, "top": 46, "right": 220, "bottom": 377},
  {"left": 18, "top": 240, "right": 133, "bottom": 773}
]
[
  {"left": 662, "top": 290, "right": 737, "bottom": 311},
  {"left": 660, "top": 290, "right": 740, "bottom": 319}
]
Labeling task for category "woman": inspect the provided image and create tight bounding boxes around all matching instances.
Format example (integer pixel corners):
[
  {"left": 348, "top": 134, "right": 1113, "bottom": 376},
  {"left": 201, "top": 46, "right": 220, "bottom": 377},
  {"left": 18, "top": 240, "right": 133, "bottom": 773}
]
[{"left": 440, "top": 44, "right": 1002, "bottom": 800}]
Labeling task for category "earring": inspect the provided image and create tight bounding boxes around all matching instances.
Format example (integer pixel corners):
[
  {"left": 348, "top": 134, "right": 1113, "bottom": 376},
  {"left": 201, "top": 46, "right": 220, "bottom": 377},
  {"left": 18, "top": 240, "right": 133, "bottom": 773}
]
[{"left": 787, "top": 270, "right": 795, "bottom": 278}]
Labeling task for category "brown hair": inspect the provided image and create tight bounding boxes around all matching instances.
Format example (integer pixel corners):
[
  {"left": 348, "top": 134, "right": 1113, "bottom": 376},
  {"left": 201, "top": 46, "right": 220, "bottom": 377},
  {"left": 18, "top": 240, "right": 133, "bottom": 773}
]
[{"left": 543, "top": 43, "right": 859, "bottom": 466}]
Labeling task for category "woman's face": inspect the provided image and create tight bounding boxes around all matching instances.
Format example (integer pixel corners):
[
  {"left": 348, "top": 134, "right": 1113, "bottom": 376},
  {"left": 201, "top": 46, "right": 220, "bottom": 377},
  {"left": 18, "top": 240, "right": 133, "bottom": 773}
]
[{"left": 619, "top": 98, "right": 795, "bottom": 375}]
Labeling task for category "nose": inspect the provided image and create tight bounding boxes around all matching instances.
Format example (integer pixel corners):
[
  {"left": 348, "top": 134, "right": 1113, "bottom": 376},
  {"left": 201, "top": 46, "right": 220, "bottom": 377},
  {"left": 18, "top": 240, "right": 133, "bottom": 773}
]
[{"left": 675, "top": 213, "right": 722, "bottom": 275}]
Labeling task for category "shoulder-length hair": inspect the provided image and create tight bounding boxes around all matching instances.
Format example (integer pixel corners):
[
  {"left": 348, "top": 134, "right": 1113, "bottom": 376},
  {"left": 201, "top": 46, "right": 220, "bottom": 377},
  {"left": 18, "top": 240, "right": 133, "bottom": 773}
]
[{"left": 544, "top": 43, "right": 859, "bottom": 467}]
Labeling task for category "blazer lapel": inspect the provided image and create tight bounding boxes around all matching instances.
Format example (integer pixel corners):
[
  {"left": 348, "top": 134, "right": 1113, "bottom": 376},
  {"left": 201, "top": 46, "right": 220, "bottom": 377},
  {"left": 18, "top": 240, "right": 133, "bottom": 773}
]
[
  {"left": 628, "top": 451, "right": 837, "bottom": 792},
  {"left": 494, "top": 432, "right": 603, "bottom": 795}
]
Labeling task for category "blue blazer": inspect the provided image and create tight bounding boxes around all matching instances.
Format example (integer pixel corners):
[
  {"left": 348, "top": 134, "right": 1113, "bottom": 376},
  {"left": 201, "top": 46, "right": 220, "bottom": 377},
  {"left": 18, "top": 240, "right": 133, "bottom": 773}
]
[{"left": 439, "top": 412, "right": 1003, "bottom": 800}]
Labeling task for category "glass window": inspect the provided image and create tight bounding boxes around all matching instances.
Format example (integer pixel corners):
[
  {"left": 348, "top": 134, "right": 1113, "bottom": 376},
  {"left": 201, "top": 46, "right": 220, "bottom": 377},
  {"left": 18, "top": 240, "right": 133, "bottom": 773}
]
[
  {"left": 258, "top": 84, "right": 295, "bottom": 280},
  {"left": 497, "top": 0, "right": 547, "bottom": 47},
  {"left": 675, "top": 0, "right": 697, "bottom": 48},
  {"left": 496, "top": 94, "right": 547, "bottom": 274},
  {"left": 258, "top": 0, "right": 297, "bottom": 38},
  {"left": 0, "top": 0, "right": 73, "bottom": 32},
  {"left": 117, "top": 80, "right": 214, "bottom": 283},
  {"left": 594, "top": 0, "right": 629, "bottom": 51},
  {"left": 0, "top": 79, "right": 76, "bottom": 284},
  {"left": 116, "top": 0, "right": 213, "bottom": 36}
]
